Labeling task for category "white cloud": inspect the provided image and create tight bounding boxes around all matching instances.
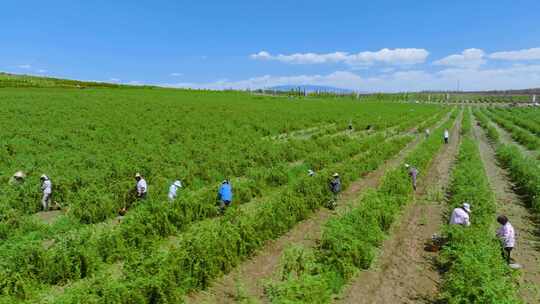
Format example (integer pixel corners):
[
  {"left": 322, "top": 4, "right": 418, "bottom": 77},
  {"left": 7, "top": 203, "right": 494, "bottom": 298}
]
[
  {"left": 36, "top": 69, "right": 47, "bottom": 73},
  {"left": 489, "top": 47, "right": 540, "bottom": 61},
  {"left": 164, "top": 64, "right": 540, "bottom": 92},
  {"left": 250, "top": 48, "right": 429, "bottom": 66},
  {"left": 170, "top": 72, "right": 183, "bottom": 77},
  {"left": 165, "top": 71, "right": 363, "bottom": 90},
  {"left": 433, "top": 48, "right": 486, "bottom": 68},
  {"left": 109, "top": 78, "right": 121, "bottom": 82},
  {"left": 18, "top": 64, "right": 32, "bottom": 69}
]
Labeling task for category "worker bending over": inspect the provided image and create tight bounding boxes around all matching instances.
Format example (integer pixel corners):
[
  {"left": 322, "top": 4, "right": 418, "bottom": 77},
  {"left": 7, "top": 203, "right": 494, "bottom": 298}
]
[
  {"left": 449, "top": 202, "right": 471, "bottom": 226},
  {"left": 218, "top": 179, "right": 233, "bottom": 213}
]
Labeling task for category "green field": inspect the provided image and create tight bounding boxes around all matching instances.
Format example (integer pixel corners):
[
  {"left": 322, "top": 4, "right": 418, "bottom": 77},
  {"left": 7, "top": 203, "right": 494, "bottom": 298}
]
[{"left": 1, "top": 82, "right": 537, "bottom": 303}]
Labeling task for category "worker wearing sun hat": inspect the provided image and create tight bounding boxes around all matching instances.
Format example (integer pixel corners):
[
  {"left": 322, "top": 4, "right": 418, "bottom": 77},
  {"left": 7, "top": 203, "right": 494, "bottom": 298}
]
[
  {"left": 9, "top": 171, "right": 26, "bottom": 185},
  {"left": 40, "top": 174, "right": 53, "bottom": 211},
  {"left": 168, "top": 180, "right": 183, "bottom": 201},
  {"left": 329, "top": 173, "right": 341, "bottom": 195},
  {"left": 449, "top": 202, "right": 471, "bottom": 226},
  {"left": 134, "top": 173, "right": 148, "bottom": 200},
  {"left": 217, "top": 179, "right": 233, "bottom": 213}
]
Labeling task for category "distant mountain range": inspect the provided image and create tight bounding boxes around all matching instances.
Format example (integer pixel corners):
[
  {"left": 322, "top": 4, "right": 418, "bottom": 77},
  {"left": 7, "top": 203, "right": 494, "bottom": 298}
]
[{"left": 269, "top": 85, "right": 355, "bottom": 94}]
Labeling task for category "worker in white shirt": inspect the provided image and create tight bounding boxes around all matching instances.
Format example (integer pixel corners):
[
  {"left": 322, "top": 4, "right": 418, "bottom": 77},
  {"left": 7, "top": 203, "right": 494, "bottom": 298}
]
[
  {"left": 40, "top": 174, "right": 53, "bottom": 211},
  {"left": 449, "top": 202, "right": 471, "bottom": 226},
  {"left": 496, "top": 215, "right": 516, "bottom": 264},
  {"left": 444, "top": 129, "right": 450, "bottom": 144},
  {"left": 168, "top": 180, "right": 182, "bottom": 201},
  {"left": 308, "top": 169, "right": 315, "bottom": 177},
  {"left": 135, "top": 173, "right": 148, "bottom": 200},
  {"left": 425, "top": 128, "right": 430, "bottom": 138}
]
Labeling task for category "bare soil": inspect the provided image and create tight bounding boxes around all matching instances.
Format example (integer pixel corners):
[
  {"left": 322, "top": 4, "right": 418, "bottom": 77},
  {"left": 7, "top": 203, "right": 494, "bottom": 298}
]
[
  {"left": 36, "top": 210, "right": 63, "bottom": 224},
  {"left": 473, "top": 121, "right": 540, "bottom": 303},
  {"left": 336, "top": 112, "right": 462, "bottom": 304}
]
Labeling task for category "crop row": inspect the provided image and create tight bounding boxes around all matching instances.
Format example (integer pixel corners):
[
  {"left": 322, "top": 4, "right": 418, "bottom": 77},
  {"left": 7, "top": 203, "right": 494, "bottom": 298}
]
[
  {"left": 0, "top": 126, "right": 416, "bottom": 300},
  {"left": 474, "top": 110, "right": 540, "bottom": 213},
  {"left": 1, "top": 111, "right": 443, "bottom": 303},
  {"left": 489, "top": 108, "right": 540, "bottom": 136},
  {"left": 482, "top": 108, "right": 540, "bottom": 150},
  {"left": 439, "top": 109, "right": 520, "bottom": 303},
  {"left": 264, "top": 110, "right": 459, "bottom": 303},
  {"left": 1, "top": 91, "right": 442, "bottom": 229},
  {"left": 18, "top": 135, "right": 415, "bottom": 303}
]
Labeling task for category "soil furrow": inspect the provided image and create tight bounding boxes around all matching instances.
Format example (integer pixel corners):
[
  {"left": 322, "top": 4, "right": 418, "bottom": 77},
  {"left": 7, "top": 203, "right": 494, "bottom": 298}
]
[
  {"left": 336, "top": 111, "right": 462, "bottom": 304},
  {"left": 473, "top": 120, "right": 540, "bottom": 303}
]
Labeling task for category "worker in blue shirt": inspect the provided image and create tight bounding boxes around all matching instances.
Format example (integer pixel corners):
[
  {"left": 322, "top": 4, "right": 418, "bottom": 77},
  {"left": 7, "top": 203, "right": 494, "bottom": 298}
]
[{"left": 218, "top": 179, "right": 233, "bottom": 213}]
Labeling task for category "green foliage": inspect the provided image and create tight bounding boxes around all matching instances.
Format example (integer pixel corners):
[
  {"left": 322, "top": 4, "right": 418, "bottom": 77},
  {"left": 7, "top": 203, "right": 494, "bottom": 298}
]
[{"left": 439, "top": 112, "right": 520, "bottom": 304}]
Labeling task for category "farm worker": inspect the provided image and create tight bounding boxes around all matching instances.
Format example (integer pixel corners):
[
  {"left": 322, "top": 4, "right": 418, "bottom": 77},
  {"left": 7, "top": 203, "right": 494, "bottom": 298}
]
[
  {"left": 168, "top": 180, "right": 182, "bottom": 201},
  {"left": 496, "top": 215, "right": 516, "bottom": 264},
  {"left": 9, "top": 171, "right": 26, "bottom": 185},
  {"left": 405, "top": 164, "right": 418, "bottom": 191},
  {"left": 135, "top": 173, "right": 148, "bottom": 200},
  {"left": 308, "top": 169, "right": 315, "bottom": 177},
  {"left": 444, "top": 129, "right": 450, "bottom": 144},
  {"left": 329, "top": 173, "right": 341, "bottom": 196},
  {"left": 218, "top": 179, "right": 233, "bottom": 213},
  {"left": 449, "top": 202, "right": 471, "bottom": 226},
  {"left": 425, "top": 128, "right": 430, "bottom": 138},
  {"left": 348, "top": 121, "right": 353, "bottom": 131},
  {"left": 40, "top": 174, "right": 52, "bottom": 211}
]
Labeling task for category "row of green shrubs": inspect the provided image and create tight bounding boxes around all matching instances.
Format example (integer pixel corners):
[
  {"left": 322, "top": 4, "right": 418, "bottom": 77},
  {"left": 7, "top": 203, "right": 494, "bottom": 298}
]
[
  {"left": 264, "top": 111, "right": 459, "bottom": 303},
  {"left": 0, "top": 124, "right": 416, "bottom": 298},
  {"left": 483, "top": 108, "right": 540, "bottom": 150},
  {"left": 22, "top": 132, "right": 420, "bottom": 303},
  {"left": 475, "top": 110, "right": 540, "bottom": 211},
  {"left": 491, "top": 108, "right": 540, "bottom": 136},
  {"left": 439, "top": 110, "right": 520, "bottom": 303}
]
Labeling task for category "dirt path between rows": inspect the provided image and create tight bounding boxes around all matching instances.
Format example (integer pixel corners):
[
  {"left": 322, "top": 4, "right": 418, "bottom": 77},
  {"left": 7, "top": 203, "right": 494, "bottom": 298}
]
[
  {"left": 473, "top": 120, "right": 540, "bottom": 303},
  {"left": 336, "top": 111, "right": 462, "bottom": 304}
]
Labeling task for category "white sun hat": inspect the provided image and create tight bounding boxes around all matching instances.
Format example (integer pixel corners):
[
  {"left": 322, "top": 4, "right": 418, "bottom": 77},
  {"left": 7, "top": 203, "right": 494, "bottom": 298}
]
[
  {"left": 405, "top": 164, "right": 410, "bottom": 168},
  {"left": 40, "top": 174, "right": 48, "bottom": 180},
  {"left": 333, "top": 173, "right": 339, "bottom": 177},
  {"left": 13, "top": 171, "right": 25, "bottom": 178},
  {"left": 135, "top": 173, "right": 141, "bottom": 178},
  {"left": 173, "top": 180, "right": 182, "bottom": 187},
  {"left": 308, "top": 169, "right": 315, "bottom": 176},
  {"left": 462, "top": 202, "right": 471, "bottom": 213}
]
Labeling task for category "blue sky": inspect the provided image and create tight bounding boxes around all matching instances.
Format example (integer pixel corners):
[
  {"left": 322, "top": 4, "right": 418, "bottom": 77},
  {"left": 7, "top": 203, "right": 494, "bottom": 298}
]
[{"left": 2, "top": 0, "right": 540, "bottom": 91}]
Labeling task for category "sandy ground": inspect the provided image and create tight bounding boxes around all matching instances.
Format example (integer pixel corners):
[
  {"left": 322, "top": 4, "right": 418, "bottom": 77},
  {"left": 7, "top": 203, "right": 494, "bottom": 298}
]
[
  {"left": 335, "top": 112, "right": 462, "bottom": 304},
  {"left": 473, "top": 120, "right": 540, "bottom": 303}
]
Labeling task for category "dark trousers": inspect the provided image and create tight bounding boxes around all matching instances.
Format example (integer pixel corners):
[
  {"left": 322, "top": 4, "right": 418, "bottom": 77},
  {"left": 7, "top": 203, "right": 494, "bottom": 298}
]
[
  {"left": 444, "top": 138, "right": 449, "bottom": 144},
  {"left": 502, "top": 247, "right": 513, "bottom": 263}
]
